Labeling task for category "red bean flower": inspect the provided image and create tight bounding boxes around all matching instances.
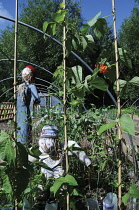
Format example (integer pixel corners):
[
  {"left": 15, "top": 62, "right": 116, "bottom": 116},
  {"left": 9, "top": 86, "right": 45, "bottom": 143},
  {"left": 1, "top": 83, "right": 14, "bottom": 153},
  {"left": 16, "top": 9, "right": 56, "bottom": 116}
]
[{"left": 95, "top": 64, "right": 108, "bottom": 73}]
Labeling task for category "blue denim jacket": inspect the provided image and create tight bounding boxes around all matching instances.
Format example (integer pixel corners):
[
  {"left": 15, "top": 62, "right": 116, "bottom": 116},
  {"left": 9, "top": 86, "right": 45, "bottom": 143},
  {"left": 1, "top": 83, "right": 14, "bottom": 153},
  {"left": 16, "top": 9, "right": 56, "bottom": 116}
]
[{"left": 16, "top": 83, "right": 40, "bottom": 144}]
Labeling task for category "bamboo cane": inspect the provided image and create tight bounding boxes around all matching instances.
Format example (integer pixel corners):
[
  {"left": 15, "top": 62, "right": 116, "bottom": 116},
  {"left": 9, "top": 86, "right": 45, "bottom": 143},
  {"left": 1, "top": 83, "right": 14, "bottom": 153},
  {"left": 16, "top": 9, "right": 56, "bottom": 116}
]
[
  {"left": 112, "top": 0, "right": 122, "bottom": 209},
  {"left": 14, "top": 0, "right": 18, "bottom": 209},
  {"left": 62, "top": 1, "right": 70, "bottom": 209}
]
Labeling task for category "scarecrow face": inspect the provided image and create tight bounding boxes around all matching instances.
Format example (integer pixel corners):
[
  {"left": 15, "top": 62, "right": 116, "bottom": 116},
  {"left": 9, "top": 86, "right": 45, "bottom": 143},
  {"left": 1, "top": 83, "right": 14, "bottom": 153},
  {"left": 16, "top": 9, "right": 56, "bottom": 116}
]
[
  {"left": 22, "top": 67, "right": 33, "bottom": 82},
  {"left": 39, "top": 138, "right": 55, "bottom": 153}
]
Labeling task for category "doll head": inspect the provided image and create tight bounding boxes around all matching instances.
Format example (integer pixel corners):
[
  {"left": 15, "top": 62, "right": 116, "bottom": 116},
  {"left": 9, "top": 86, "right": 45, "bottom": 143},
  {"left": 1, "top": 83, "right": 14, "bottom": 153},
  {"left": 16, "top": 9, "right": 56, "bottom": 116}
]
[
  {"left": 39, "top": 138, "right": 55, "bottom": 153},
  {"left": 22, "top": 65, "right": 36, "bottom": 83},
  {"left": 39, "top": 125, "right": 58, "bottom": 153}
]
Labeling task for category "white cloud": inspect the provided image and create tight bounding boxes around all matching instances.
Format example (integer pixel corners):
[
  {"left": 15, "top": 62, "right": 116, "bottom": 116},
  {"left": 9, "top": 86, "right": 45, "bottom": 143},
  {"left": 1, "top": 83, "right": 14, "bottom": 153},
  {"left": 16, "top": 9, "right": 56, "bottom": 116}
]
[{"left": 0, "top": 2, "right": 13, "bottom": 27}]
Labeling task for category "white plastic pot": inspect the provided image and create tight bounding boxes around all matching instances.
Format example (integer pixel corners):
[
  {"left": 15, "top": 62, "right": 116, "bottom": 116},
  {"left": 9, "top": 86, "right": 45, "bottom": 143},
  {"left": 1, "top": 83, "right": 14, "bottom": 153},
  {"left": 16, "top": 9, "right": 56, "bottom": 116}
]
[
  {"left": 86, "top": 198, "right": 100, "bottom": 210},
  {"left": 103, "top": 192, "right": 117, "bottom": 210},
  {"left": 45, "top": 202, "right": 58, "bottom": 210}
]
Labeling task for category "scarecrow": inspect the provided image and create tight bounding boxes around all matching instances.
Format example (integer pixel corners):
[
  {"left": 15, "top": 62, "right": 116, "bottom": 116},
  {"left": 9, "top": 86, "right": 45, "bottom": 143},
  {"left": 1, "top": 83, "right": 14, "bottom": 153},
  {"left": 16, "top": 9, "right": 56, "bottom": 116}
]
[
  {"left": 38, "top": 125, "right": 91, "bottom": 179},
  {"left": 16, "top": 65, "right": 40, "bottom": 145},
  {"left": 28, "top": 125, "right": 92, "bottom": 209}
]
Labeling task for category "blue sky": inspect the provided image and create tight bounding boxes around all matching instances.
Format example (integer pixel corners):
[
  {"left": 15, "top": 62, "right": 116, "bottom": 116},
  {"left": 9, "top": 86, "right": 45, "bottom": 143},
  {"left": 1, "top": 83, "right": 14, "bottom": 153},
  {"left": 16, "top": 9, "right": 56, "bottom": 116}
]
[{"left": 0, "top": 0, "right": 136, "bottom": 31}]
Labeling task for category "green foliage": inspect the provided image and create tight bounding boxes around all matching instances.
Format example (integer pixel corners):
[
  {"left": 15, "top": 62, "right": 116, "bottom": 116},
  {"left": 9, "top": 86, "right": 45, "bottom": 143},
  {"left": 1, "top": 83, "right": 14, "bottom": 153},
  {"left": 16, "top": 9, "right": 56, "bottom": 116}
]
[
  {"left": 97, "top": 121, "right": 116, "bottom": 135},
  {"left": 2, "top": 167, "right": 30, "bottom": 201},
  {"left": 119, "top": 114, "right": 135, "bottom": 135},
  {"left": 43, "top": 8, "right": 107, "bottom": 55},
  {"left": 117, "top": 5, "right": 139, "bottom": 101},
  {"left": 70, "top": 65, "right": 108, "bottom": 98},
  {"left": 118, "top": 6, "right": 139, "bottom": 78},
  {"left": 129, "top": 76, "right": 139, "bottom": 86},
  {"left": 52, "top": 64, "right": 108, "bottom": 107},
  {"left": 27, "top": 144, "right": 42, "bottom": 158},
  {"left": 98, "top": 114, "right": 135, "bottom": 136},
  {"left": 0, "top": 131, "right": 15, "bottom": 166},
  {"left": 122, "top": 184, "right": 139, "bottom": 205},
  {"left": 87, "top": 12, "right": 101, "bottom": 27},
  {"left": 118, "top": 48, "right": 132, "bottom": 69},
  {"left": 50, "top": 174, "right": 78, "bottom": 196},
  {"left": 0, "top": 131, "right": 41, "bottom": 204},
  {"left": 93, "top": 18, "right": 107, "bottom": 39},
  {"left": 122, "top": 106, "right": 139, "bottom": 115},
  {"left": 113, "top": 76, "right": 139, "bottom": 103}
]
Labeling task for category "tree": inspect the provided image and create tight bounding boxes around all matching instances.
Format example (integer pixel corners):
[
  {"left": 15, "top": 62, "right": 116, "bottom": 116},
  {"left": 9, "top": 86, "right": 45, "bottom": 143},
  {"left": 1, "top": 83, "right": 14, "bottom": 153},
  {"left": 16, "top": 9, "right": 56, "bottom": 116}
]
[
  {"left": 118, "top": 6, "right": 139, "bottom": 78},
  {"left": 0, "top": 28, "right": 15, "bottom": 101},
  {"left": 118, "top": 4, "right": 139, "bottom": 103}
]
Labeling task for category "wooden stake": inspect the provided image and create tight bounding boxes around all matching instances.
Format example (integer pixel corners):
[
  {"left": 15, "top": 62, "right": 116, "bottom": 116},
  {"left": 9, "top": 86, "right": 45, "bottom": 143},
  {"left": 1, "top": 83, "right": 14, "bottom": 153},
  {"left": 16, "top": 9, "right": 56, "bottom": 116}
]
[
  {"left": 63, "top": 1, "right": 70, "bottom": 209},
  {"left": 112, "top": 1, "right": 122, "bottom": 209},
  {"left": 14, "top": 0, "right": 18, "bottom": 209}
]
